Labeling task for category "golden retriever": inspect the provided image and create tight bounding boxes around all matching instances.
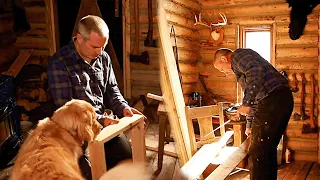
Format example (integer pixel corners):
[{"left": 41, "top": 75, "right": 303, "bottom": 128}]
[{"left": 10, "top": 99, "right": 102, "bottom": 180}]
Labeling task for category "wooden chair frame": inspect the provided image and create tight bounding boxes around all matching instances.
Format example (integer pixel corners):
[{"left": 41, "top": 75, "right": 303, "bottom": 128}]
[{"left": 88, "top": 114, "right": 146, "bottom": 180}]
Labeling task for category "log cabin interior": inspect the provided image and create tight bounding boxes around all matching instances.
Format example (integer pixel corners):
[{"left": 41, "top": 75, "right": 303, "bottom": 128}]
[{"left": 0, "top": 0, "right": 320, "bottom": 180}]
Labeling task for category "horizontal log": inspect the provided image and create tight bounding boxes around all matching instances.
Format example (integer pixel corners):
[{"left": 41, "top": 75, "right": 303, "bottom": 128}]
[
  {"left": 181, "top": 73, "right": 198, "bottom": 84},
  {"left": 276, "top": 48, "right": 318, "bottom": 58},
  {"left": 202, "top": 0, "right": 286, "bottom": 9},
  {"left": 286, "top": 125, "right": 318, "bottom": 139},
  {"left": 163, "top": 0, "right": 195, "bottom": 19},
  {"left": 182, "top": 83, "right": 197, "bottom": 95},
  {"left": 227, "top": 16, "right": 276, "bottom": 25},
  {"left": 178, "top": 49, "right": 201, "bottom": 63},
  {"left": 130, "top": 54, "right": 160, "bottom": 71},
  {"left": 275, "top": 14, "right": 319, "bottom": 23},
  {"left": 292, "top": 151, "right": 318, "bottom": 162},
  {"left": 205, "top": 80, "right": 237, "bottom": 89},
  {"left": 129, "top": 41, "right": 160, "bottom": 54},
  {"left": 165, "top": 12, "right": 196, "bottom": 30},
  {"left": 32, "top": 49, "right": 50, "bottom": 56},
  {"left": 287, "top": 138, "right": 318, "bottom": 152},
  {"left": 276, "top": 23, "right": 318, "bottom": 33},
  {"left": 0, "top": 31, "right": 17, "bottom": 48},
  {"left": 23, "top": 0, "right": 46, "bottom": 7},
  {"left": 170, "top": 0, "right": 201, "bottom": 12},
  {"left": 25, "top": 55, "right": 49, "bottom": 67},
  {"left": 0, "top": 45, "right": 18, "bottom": 66},
  {"left": 0, "top": 18, "right": 13, "bottom": 33},
  {"left": 131, "top": 86, "right": 161, "bottom": 98},
  {"left": 22, "top": 26, "right": 48, "bottom": 38},
  {"left": 179, "top": 63, "right": 198, "bottom": 73},
  {"left": 276, "top": 34, "right": 318, "bottom": 46},
  {"left": 175, "top": 37, "right": 201, "bottom": 50},
  {"left": 25, "top": 7, "right": 46, "bottom": 23},
  {"left": 198, "top": 26, "right": 237, "bottom": 37},
  {"left": 168, "top": 24, "right": 199, "bottom": 39},
  {"left": 202, "top": 4, "right": 320, "bottom": 19},
  {"left": 275, "top": 61, "right": 318, "bottom": 70},
  {"left": 200, "top": 39, "right": 236, "bottom": 49}
]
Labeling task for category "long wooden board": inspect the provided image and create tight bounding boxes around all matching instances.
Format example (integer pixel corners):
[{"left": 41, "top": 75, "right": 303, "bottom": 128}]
[
  {"left": 206, "top": 138, "right": 251, "bottom": 180},
  {"left": 157, "top": 0, "right": 192, "bottom": 166},
  {"left": 2, "top": 49, "right": 34, "bottom": 77}
]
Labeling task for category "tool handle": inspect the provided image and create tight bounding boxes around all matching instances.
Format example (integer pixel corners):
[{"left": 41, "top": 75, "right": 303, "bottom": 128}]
[
  {"left": 132, "top": 0, "right": 140, "bottom": 54},
  {"left": 310, "top": 74, "right": 315, "bottom": 128}
]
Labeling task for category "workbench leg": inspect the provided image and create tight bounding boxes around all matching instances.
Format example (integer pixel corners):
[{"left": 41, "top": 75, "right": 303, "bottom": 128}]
[
  {"left": 131, "top": 121, "right": 146, "bottom": 163},
  {"left": 233, "top": 123, "right": 247, "bottom": 168},
  {"left": 157, "top": 114, "right": 167, "bottom": 172}
]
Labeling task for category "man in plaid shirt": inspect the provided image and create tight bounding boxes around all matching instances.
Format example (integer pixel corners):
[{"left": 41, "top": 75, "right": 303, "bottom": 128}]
[
  {"left": 213, "top": 48, "right": 293, "bottom": 180},
  {"left": 48, "top": 15, "right": 142, "bottom": 179}
]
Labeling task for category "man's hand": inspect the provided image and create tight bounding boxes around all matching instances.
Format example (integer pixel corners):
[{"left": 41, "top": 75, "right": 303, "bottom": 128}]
[
  {"left": 245, "top": 128, "right": 252, "bottom": 137},
  {"left": 104, "top": 116, "right": 120, "bottom": 126},
  {"left": 236, "top": 105, "right": 252, "bottom": 117},
  {"left": 123, "top": 107, "right": 146, "bottom": 119}
]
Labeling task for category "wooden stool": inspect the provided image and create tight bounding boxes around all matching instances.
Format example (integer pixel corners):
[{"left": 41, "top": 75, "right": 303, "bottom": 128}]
[{"left": 89, "top": 114, "right": 146, "bottom": 180}]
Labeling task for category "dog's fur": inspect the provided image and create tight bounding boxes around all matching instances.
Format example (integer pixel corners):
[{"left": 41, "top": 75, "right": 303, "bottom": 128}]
[{"left": 10, "top": 99, "right": 102, "bottom": 180}]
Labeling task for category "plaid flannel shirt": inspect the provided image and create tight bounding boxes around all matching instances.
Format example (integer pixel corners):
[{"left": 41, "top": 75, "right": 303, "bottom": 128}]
[
  {"left": 47, "top": 39, "right": 129, "bottom": 126},
  {"left": 231, "top": 48, "right": 289, "bottom": 127}
]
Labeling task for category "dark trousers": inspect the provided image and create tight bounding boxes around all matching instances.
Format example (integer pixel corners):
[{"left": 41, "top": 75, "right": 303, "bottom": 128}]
[
  {"left": 79, "top": 133, "right": 133, "bottom": 180},
  {"left": 248, "top": 86, "right": 293, "bottom": 180}
]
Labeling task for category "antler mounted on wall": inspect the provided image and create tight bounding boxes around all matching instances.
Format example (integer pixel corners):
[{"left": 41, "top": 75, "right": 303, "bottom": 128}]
[{"left": 194, "top": 13, "right": 227, "bottom": 45}]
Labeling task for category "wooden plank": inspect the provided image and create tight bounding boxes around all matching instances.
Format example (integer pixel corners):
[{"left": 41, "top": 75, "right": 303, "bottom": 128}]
[
  {"left": 89, "top": 141, "right": 107, "bottom": 180},
  {"left": 158, "top": 0, "right": 191, "bottom": 165},
  {"left": 2, "top": 49, "right": 34, "bottom": 77},
  {"left": 306, "top": 163, "right": 320, "bottom": 180},
  {"left": 205, "top": 138, "right": 250, "bottom": 180},
  {"left": 318, "top": 14, "right": 320, "bottom": 163},
  {"left": 95, "top": 114, "right": 144, "bottom": 143},
  {"left": 187, "top": 105, "right": 220, "bottom": 119},
  {"left": 202, "top": 0, "right": 286, "bottom": 9},
  {"left": 131, "top": 121, "right": 146, "bottom": 163},
  {"left": 278, "top": 164, "right": 291, "bottom": 180},
  {"left": 45, "top": 0, "right": 59, "bottom": 55},
  {"left": 283, "top": 161, "right": 307, "bottom": 180},
  {"left": 123, "top": 0, "right": 131, "bottom": 98},
  {"left": 181, "top": 131, "right": 235, "bottom": 179},
  {"left": 292, "top": 162, "right": 313, "bottom": 180}
]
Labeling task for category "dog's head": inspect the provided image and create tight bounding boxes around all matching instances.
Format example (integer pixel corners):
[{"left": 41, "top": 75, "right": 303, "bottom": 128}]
[{"left": 51, "top": 99, "right": 102, "bottom": 142}]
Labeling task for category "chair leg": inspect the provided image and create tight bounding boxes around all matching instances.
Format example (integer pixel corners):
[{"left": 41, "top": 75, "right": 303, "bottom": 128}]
[{"left": 157, "top": 115, "right": 166, "bottom": 172}]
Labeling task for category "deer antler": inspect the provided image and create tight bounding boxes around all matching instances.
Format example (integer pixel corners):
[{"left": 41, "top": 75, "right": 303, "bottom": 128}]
[
  {"left": 194, "top": 13, "right": 211, "bottom": 29},
  {"left": 194, "top": 13, "right": 227, "bottom": 29},
  {"left": 211, "top": 13, "right": 227, "bottom": 26}
]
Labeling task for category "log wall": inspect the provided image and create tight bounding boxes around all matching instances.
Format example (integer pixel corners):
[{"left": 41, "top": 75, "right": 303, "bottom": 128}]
[
  {"left": 0, "top": 12, "right": 18, "bottom": 73},
  {"left": 129, "top": 0, "right": 201, "bottom": 103},
  {"left": 200, "top": 0, "right": 319, "bottom": 162}
]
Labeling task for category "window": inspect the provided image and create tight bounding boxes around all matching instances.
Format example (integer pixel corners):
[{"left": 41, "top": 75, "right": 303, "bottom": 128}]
[
  {"left": 237, "top": 26, "right": 273, "bottom": 102},
  {"left": 241, "top": 27, "right": 272, "bottom": 62}
]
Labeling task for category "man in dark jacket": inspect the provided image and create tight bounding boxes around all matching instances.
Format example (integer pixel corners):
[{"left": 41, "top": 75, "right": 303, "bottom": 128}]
[{"left": 213, "top": 48, "right": 293, "bottom": 180}]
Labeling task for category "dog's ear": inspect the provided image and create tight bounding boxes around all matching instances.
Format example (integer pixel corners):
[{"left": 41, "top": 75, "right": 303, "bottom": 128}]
[{"left": 76, "top": 109, "right": 96, "bottom": 142}]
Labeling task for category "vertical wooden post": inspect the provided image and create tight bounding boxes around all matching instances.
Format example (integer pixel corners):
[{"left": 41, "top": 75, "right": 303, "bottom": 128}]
[
  {"left": 218, "top": 103, "right": 225, "bottom": 136},
  {"left": 131, "top": 121, "right": 146, "bottom": 162},
  {"left": 122, "top": 0, "right": 131, "bottom": 98},
  {"left": 317, "top": 13, "right": 320, "bottom": 163},
  {"left": 89, "top": 141, "right": 107, "bottom": 180}
]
